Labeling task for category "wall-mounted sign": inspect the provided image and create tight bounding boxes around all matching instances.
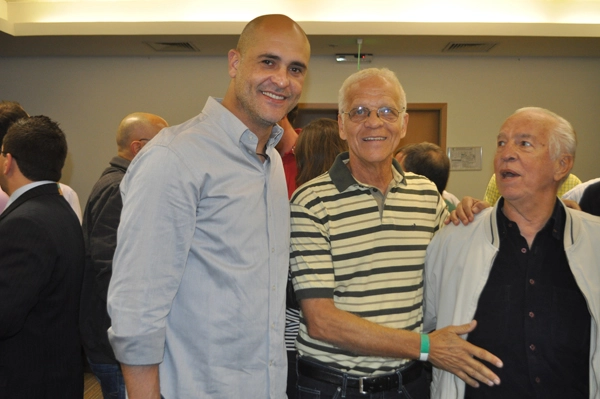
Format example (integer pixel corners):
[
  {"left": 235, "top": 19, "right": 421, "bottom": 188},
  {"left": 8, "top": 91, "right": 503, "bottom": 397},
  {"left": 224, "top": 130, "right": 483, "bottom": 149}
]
[{"left": 447, "top": 146, "right": 482, "bottom": 171}]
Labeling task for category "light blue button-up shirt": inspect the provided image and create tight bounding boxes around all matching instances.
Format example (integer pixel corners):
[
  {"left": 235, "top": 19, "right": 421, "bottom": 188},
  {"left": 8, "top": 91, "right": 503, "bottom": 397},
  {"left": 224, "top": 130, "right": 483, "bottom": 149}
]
[{"left": 108, "top": 97, "right": 289, "bottom": 398}]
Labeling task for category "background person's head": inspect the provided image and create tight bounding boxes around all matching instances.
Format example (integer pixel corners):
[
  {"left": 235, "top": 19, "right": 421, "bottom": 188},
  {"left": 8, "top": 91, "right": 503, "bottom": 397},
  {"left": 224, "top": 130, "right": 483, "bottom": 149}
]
[
  {"left": 395, "top": 142, "right": 450, "bottom": 194},
  {"left": 0, "top": 100, "right": 28, "bottom": 143},
  {"left": 2, "top": 115, "right": 67, "bottom": 183},
  {"left": 116, "top": 112, "right": 168, "bottom": 161},
  {"left": 295, "top": 118, "right": 347, "bottom": 187}
]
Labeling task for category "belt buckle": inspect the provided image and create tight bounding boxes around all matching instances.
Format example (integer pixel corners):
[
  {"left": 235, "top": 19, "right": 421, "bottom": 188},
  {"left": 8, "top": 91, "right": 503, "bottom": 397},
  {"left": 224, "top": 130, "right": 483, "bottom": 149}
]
[{"left": 358, "top": 376, "right": 367, "bottom": 395}]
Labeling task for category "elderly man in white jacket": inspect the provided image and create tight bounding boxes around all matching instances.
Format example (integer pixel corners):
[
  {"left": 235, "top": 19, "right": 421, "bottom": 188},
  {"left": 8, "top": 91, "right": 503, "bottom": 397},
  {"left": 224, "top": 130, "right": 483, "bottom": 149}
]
[{"left": 424, "top": 107, "right": 600, "bottom": 399}]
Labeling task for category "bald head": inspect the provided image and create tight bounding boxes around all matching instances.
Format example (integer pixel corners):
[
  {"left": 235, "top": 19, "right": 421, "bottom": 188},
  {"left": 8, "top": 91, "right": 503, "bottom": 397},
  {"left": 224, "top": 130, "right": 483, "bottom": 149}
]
[
  {"left": 236, "top": 14, "right": 309, "bottom": 57},
  {"left": 222, "top": 14, "right": 310, "bottom": 138},
  {"left": 116, "top": 112, "right": 168, "bottom": 160}
]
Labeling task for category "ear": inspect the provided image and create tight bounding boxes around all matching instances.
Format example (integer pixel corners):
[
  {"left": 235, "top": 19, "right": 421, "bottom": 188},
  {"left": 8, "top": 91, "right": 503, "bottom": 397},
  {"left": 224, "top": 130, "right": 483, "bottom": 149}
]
[
  {"left": 228, "top": 49, "right": 241, "bottom": 79},
  {"left": 554, "top": 154, "right": 573, "bottom": 183},
  {"left": 130, "top": 141, "right": 143, "bottom": 156},
  {"left": 399, "top": 112, "right": 409, "bottom": 140},
  {"left": 338, "top": 113, "right": 347, "bottom": 141},
  {"left": 2, "top": 153, "right": 15, "bottom": 177}
]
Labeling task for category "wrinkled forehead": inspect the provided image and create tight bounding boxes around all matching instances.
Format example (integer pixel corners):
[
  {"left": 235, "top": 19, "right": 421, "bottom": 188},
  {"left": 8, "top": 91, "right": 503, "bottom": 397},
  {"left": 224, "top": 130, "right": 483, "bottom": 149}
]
[
  {"left": 346, "top": 77, "right": 402, "bottom": 107},
  {"left": 498, "top": 112, "right": 554, "bottom": 140}
]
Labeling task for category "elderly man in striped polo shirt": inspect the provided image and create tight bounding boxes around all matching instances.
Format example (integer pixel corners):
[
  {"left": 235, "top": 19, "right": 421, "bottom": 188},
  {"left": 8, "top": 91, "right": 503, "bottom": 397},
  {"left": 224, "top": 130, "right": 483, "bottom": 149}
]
[{"left": 289, "top": 68, "right": 502, "bottom": 399}]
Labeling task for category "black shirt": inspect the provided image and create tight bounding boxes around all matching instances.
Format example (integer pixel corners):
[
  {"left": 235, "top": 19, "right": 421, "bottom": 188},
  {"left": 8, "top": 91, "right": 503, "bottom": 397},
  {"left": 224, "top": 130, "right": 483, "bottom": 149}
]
[
  {"left": 579, "top": 181, "right": 600, "bottom": 217},
  {"left": 465, "top": 199, "right": 590, "bottom": 399}
]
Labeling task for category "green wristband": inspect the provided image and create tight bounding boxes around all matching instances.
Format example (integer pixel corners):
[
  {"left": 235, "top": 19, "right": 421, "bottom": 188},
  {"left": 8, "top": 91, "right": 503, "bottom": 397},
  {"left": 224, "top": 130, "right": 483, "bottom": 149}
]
[{"left": 419, "top": 334, "right": 430, "bottom": 361}]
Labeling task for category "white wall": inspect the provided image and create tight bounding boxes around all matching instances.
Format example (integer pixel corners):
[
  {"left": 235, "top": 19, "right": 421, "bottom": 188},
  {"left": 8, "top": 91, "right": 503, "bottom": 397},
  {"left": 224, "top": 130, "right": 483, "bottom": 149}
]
[{"left": 1, "top": 54, "right": 599, "bottom": 205}]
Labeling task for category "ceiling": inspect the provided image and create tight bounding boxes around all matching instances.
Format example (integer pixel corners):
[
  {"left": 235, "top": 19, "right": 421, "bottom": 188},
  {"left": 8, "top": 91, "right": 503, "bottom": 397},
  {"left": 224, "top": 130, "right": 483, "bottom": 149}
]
[
  {"left": 1, "top": 32, "right": 600, "bottom": 58},
  {"left": 2, "top": 0, "right": 600, "bottom": 58}
]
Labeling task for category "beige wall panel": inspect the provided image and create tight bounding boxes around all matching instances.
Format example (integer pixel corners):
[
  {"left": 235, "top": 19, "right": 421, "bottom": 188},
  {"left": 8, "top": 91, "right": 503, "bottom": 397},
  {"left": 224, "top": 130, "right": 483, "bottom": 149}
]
[{"left": 0, "top": 54, "right": 598, "bottom": 204}]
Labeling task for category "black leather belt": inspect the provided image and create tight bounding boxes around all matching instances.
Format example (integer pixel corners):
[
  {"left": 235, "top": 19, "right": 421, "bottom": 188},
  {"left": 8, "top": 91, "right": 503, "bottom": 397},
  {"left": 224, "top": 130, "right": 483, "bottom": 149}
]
[{"left": 298, "top": 357, "right": 422, "bottom": 395}]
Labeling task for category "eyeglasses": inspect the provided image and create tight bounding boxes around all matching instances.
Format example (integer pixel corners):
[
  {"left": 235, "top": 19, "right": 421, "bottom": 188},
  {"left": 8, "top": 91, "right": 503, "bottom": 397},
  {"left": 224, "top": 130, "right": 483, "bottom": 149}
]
[
  {"left": 138, "top": 138, "right": 150, "bottom": 142},
  {"left": 342, "top": 106, "right": 404, "bottom": 123}
]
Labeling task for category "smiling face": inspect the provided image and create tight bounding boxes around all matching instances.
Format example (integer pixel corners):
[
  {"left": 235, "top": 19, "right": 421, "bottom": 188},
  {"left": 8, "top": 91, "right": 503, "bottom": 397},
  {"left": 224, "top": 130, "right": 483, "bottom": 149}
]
[
  {"left": 494, "top": 110, "right": 570, "bottom": 206},
  {"left": 338, "top": 75, "right": 408, "bottom": 177},
  {"left": 226, "top": 16, "right": 310, "bottom": 136}
]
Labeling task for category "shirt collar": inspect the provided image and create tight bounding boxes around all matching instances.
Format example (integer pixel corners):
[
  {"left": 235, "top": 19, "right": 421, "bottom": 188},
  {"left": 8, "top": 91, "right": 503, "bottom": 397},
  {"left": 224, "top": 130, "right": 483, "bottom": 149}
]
[
  {"left": 496, "top": 197, "right": 566, "bottom": 240},
  {"left": 328, "top": 152, "right": 405, "bottom": 193},
  {"left": 208, "top": 97, "right": 284, "bottom": 150},
  {"left": 6, "top": 180, "right": 56, "bottom": 209}
]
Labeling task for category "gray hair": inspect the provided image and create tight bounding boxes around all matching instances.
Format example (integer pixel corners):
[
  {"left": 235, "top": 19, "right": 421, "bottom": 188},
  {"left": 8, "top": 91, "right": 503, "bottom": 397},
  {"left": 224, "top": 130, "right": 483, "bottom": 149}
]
[
  {"left": 338, "top": 68, "right": 407, "bottom": 113},
  {"left": 513, "top": 107, "right": 577, "bottom": 161}
]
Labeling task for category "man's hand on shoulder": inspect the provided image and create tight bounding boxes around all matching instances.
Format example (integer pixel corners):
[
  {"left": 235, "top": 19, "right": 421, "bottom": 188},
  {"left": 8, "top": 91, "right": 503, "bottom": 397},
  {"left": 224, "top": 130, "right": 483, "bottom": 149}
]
[
  {"left": 562, "top": 198, "right": 581, "bottom": 211},
  {"left": 428, "top": 320, "right": 503, "bottom": 388},
  {"left": 444, "top": 197, "right": 490, "bottom": 226}
]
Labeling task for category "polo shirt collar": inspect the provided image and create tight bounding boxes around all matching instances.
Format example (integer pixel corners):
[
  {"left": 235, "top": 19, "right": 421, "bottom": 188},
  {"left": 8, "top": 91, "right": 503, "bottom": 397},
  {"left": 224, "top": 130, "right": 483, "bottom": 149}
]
[{"left": 328, "top": 152, "right": 406, "bottom": 193}]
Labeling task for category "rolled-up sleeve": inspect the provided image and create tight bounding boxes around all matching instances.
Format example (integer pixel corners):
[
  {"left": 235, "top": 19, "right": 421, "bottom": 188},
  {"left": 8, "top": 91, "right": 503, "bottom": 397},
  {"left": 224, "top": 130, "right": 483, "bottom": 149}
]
[{"left": 107, "top": 145, "right": 198, "bottom": 365}]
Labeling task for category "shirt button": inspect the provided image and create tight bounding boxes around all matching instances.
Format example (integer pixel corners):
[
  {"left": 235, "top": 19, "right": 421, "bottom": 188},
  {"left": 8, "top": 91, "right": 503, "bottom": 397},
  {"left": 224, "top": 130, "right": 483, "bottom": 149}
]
[
  {"left": 521, "top": 248, "right": 527, "bottom": 253},
  {"left": 272, "top": 285, "right": 276, "bottom": 291},
  {"left": 530, "top": 344, "right": 536, "bottom": 351},
  {"left": 271, "top": 247, "right": 275, "bottom": 253},
  {"left": 529, "top": 311, "right": 535, "bottom": 318},
  {"left": 529, "top": 279, "right": 535, "bottom": 285},
  {"left": 535, "top": 377, "right": 541, "bottom": 384}
]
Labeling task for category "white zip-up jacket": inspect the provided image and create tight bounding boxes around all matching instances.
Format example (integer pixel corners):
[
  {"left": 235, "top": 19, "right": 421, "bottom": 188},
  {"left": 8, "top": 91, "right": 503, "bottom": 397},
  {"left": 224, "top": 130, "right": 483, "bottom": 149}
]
[{"left": 424, "top": 199, "right": 600, "bottom": 399}]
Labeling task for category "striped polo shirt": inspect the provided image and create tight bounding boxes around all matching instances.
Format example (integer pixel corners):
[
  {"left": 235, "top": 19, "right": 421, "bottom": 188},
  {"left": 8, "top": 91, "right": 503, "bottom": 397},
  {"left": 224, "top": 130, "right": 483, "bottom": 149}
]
[{"left": 290, "top": 152, "right": 448, "bottom": 375}]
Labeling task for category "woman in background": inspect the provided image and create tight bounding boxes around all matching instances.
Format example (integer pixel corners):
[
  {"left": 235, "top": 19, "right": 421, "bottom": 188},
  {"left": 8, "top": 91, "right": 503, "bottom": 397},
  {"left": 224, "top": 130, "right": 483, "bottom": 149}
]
[{"left": 294, "top": 118, "right": 348, "bottom": 187}]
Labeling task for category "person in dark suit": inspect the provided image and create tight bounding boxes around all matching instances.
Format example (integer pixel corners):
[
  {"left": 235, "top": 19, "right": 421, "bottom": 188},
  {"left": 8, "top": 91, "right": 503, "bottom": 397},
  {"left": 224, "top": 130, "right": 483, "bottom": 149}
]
[{"left": 0, "top": 115, "right": 84, "bottom": 398}]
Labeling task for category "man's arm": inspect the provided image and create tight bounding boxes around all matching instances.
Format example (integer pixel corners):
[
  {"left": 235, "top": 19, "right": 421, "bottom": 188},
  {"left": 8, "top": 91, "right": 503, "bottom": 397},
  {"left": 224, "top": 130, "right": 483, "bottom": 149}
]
[
  {"left": 445, "top": 195, "right": 580, "bottom": 226},
  {"left": 108, "top": 146, "right": 197, "bottom": 386},
  {"left": 301, "top": 298, "right": 502, "bottom": 388},
  {"left": 122, "top": 364, "right": 161, "bottom": 399},
  {"left": 445, "top": 196, "right": 490, "bottom": 225}
]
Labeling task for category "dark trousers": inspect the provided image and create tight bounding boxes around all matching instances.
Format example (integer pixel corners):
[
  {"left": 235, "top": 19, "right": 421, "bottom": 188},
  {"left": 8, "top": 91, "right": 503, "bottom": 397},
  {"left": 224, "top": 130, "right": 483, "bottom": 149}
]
[
  {"left": 296, "top": 358, "right": 431, "bottom": 399},
  {"left": 87, "top": 359, "right": 126, "bottom": 399},
  {"left": 288, "top": 350, "right": 299, "bottom": 399}
]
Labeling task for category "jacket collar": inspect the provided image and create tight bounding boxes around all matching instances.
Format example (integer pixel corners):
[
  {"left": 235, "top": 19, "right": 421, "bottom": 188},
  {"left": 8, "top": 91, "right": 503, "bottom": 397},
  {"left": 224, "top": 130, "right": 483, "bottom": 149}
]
[
  {"left": 486, "top": 196, "right": 576, "bottom": 249},
  {"left": 0, "top": 183, "right": 60, "bottom": 222}
]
